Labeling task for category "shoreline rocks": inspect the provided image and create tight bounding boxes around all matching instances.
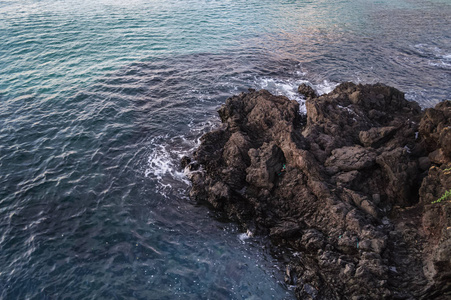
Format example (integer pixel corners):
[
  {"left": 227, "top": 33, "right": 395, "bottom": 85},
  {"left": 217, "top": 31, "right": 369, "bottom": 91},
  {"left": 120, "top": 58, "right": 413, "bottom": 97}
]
[{"left": 184, "top": 82, "right": 451, "bottom": 299}]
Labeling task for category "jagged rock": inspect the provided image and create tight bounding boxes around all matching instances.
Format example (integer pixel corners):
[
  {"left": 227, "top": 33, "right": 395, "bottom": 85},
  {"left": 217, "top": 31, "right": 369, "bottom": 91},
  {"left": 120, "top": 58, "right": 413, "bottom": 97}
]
[
  {"left": 246, "top": 142, "right": 284, "bottom": 190},
  {"left": 419, "top": 100, "right": 451, "bottom": 157},
  {"left": 270, "top": 221, "right": 302, "bottom": 240},
  {"left": 185, "top": 83, "right": 451, "bottom": 299},
  {"left": 325, "top": 146, "right": 377, "bottom": 172},
  {"left": 440, "top": 127, "right": 451, "bottom": 158},
  {"left": 298, "top": 83, "right": 319, "bottom": 99},
  {"left": 417, "top": 102, "right": 451, "bottom": 299},
  {"left": 359, "top": 126, "right": 397, "bottom": 148},
  {"left": 376, "top": 147, "right": 419, "bottom": 206}
]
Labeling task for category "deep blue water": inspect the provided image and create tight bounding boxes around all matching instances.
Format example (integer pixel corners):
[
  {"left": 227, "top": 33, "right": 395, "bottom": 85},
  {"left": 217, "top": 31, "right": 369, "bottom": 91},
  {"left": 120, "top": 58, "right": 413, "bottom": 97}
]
[{"left": 0, "top": 0, "right": 450, "bottom": 299}]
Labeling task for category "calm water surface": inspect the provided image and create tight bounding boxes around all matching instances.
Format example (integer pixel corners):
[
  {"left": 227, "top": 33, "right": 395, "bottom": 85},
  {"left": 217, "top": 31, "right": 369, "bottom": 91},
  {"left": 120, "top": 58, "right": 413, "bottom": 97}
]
[{"left": 0, "top": 0, "right": 450, "bottom": 299}]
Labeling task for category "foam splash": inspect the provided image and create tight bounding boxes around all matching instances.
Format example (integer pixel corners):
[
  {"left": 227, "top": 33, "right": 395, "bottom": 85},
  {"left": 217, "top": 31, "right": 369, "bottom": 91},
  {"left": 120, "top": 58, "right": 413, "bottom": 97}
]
[
  {"left": 313, "top": 80, "right": 339, "bottom": 95},
  {"left": 145, "top": 121, "right": 220, "bottom": 197},
  {"left": 187, "top": 119, "right": 220, "bottom": 142},
  {"left": 145, "top": 143, "right": 184, "bottom": 180},
  {"left": 145, "top": 135, "right": 193, "bottom": 188},
  {"left": 414, "top": 43, "right": 451, "bottom": 69},
  {"left": 253, "top": 77, "right": 338, "bottom": 114},
  {"left": 238, "top": 230, "right": 254, "bottom": 243},
  {"left": 255, "top": 77, "right": 302, "bottom": 100}
]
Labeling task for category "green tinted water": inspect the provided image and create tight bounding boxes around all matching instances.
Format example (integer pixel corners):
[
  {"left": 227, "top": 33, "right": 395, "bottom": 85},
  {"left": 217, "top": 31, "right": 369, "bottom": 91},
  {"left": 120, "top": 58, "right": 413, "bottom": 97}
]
[{"left": 0, "top": 0, "right": 450, "bottom": 299}]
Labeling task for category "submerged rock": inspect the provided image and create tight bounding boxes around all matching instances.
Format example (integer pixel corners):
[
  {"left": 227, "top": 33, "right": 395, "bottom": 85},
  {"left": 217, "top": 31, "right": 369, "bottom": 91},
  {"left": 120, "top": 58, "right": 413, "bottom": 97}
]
[{"left": 185, "top": 82, "right": 451, "bottom": 299}]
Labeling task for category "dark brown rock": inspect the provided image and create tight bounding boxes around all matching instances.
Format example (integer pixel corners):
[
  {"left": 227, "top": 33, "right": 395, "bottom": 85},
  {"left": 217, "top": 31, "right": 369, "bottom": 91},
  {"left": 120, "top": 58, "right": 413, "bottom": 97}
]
[
  {"left": 325, "top": 146, "right": 377, "bottom": 171},
  {"left": 418, "top": 156, "right": 431, "bottom": 171},
  {"left": 185, "top": 83, "right": 451, "bottom": 299},
  {"left": 359, "top": 126, "right": 397, "bottom": 148},
  {"left": 298, "top": 83, "right": 319, "bottom": 99},
  {"left": 419, "top": 100, "right": 451, "bottom": 157}
]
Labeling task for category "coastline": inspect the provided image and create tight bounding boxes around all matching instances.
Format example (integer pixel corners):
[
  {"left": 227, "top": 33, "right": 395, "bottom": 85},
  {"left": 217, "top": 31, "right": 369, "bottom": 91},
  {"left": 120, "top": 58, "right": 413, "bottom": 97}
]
[{"left": 184, "top": 82, "right": 451, "bottom": 299}]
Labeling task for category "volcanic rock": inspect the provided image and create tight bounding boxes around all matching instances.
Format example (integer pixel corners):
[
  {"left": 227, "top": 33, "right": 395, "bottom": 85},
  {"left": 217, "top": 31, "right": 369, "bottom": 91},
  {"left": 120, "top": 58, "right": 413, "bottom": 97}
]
[
  {"left": 185, "top": 82, "right": 451, "bottom": 299},
  {"left": 298, "top": 83, "right": 319, "bottom": 99}
]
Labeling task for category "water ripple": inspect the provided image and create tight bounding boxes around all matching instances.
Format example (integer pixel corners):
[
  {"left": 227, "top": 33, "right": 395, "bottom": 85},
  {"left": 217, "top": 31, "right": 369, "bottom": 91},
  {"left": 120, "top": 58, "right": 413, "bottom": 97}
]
[{"left": 1, "top": 0, "right": 450, "bottom": 299}]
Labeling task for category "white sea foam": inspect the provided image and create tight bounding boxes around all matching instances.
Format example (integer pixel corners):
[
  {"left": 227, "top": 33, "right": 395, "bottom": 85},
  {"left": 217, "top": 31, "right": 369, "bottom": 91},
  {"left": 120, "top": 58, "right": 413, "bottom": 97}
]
[
  {"left": 145, "top": 120, "right": 219, "bottom": 198},
  {"left": 187, "top": 119, "right": 220, "bottom": 142},
  {"left": 253, "top": 76, "right": 338, "bottom": 114},
  {"left": 313, "top": 80, "right": 339, "bottom": 95},
  {"left": 429, "top": 61, "right": 451, "bottom": 68},
  {"left": 238, "top": 230, "right": 254, "bottom": 243},
  {"left": 413, "top": 43, "right": 451, "bottom": 69},
  {"left": 254, "top": 77, "right": 306, "bottom": 113},
  {"left": 238, "top": 233, "right": 250, "bottom": 243},
  {"left": 145, "top": 135, "right": 193, "bottom": 190},
  {"left": 255, "top": 77, "right": 302, "bottom": 99}
]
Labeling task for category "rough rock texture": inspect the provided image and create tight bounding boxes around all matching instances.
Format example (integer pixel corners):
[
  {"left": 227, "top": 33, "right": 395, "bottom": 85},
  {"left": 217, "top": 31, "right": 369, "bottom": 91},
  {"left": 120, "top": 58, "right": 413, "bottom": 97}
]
[
  {"left": 184, "top": 83, "right": 451, "bottom": 299},
  {"left": 298, "top": 83, "right": 319, "bottom": 99}
]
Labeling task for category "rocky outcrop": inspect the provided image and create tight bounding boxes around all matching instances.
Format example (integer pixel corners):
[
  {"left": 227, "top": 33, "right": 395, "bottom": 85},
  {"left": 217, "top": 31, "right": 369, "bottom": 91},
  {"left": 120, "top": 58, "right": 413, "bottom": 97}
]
[
  {"left": 418, "top": 101, "right": 451, "bottom": 298},
  {"left": 184, "top": 82, "right": 451, "bottom": 299}
]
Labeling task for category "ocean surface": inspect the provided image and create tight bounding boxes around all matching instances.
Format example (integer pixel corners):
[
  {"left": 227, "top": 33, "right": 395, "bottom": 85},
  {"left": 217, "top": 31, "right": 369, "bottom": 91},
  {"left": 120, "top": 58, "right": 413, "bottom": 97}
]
[{"left": 0, "top": 0, "right": 450, "bottom": 299}]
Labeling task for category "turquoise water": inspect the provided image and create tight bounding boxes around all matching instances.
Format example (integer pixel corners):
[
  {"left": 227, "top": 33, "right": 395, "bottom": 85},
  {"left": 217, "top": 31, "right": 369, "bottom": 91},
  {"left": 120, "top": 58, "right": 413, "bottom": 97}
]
[{"left": 0, "top": 0, "right": 450, "bottom": 299}]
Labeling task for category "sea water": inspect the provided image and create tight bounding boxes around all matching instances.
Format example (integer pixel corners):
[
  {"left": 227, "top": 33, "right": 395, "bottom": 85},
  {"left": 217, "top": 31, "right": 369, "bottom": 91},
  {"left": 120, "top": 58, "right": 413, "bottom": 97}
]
[{"left": 0, "top": 0, "right": 450, "bottom": 299}]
